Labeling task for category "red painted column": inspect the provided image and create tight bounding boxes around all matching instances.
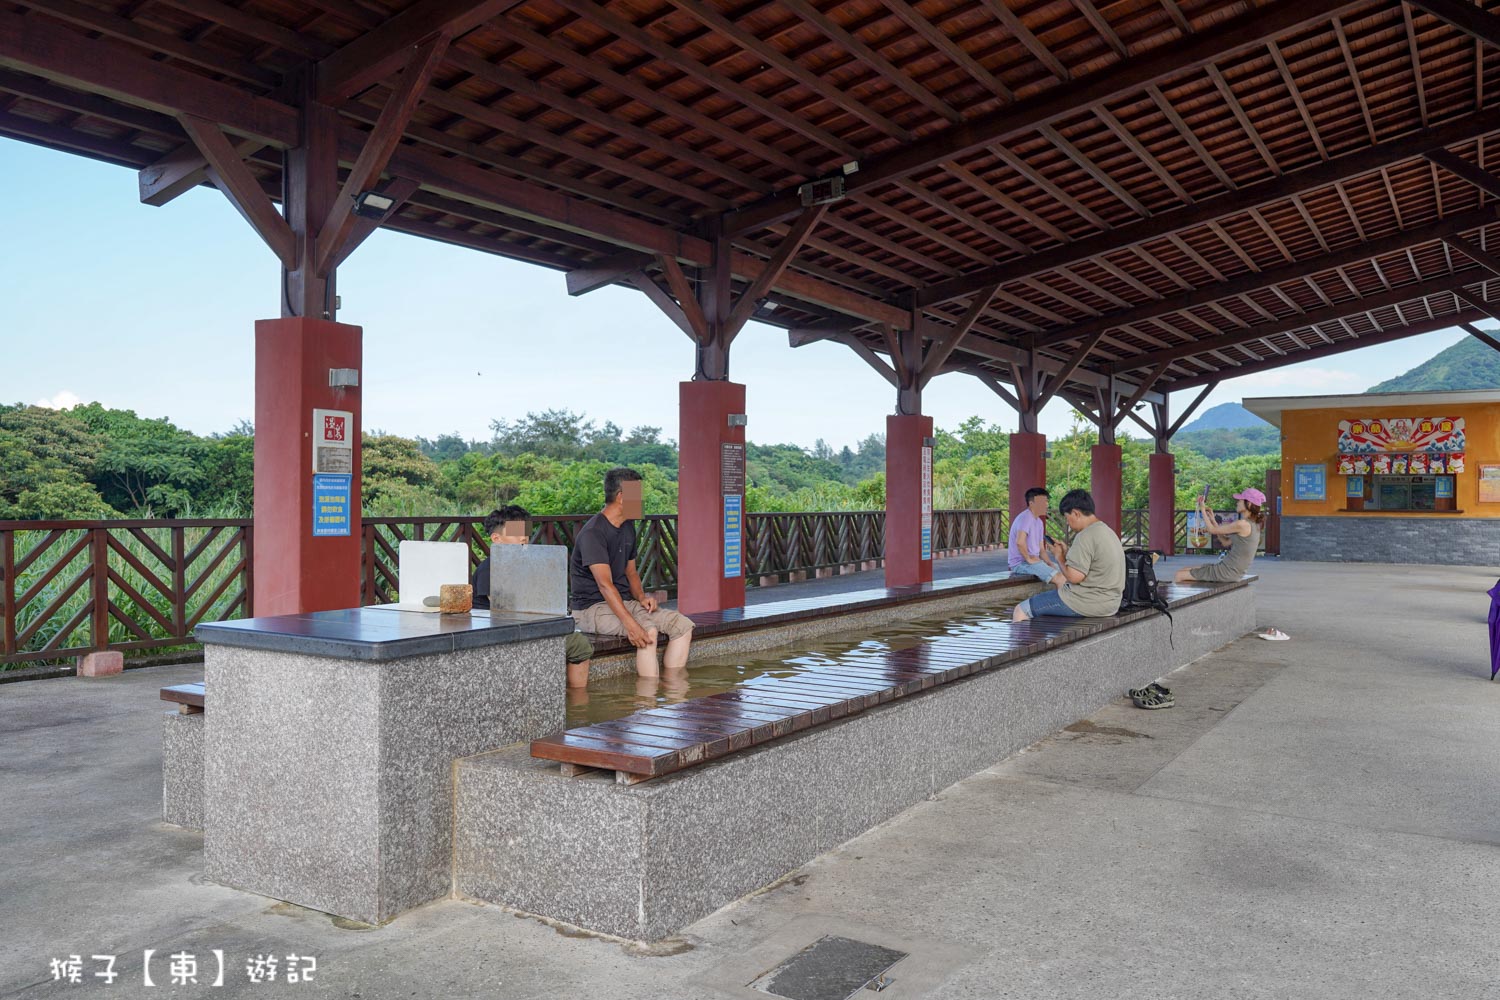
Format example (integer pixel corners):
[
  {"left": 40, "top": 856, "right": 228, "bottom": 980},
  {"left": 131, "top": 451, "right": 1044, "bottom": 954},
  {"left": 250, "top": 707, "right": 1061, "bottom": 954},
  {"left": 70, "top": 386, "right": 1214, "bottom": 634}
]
[
  {"left": 1090, "top": 444, "right": 1123, "bottom": 534},
  {"left": 677, "top": 380, "right": 746, "bottom": 614},
  {"left": 885, "top": 414, "right": 934, "bottom": 588},
  {"left": 253, "top": 317, "right": 363, "bottom": 616},
  {"left": 1009, "top": 432, "right": 1047, "bottom": 516},
  {"left": 1149, "top": 451, "right": 1176, "bottom": 554}
]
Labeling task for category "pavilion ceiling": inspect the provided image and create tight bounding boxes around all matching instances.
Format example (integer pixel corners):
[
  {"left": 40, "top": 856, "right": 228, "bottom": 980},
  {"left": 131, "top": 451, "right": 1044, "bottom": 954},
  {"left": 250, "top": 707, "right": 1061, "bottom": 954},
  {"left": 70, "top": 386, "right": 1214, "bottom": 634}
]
[{"left": 6, "top": 0, "right": 1500, "bottom": 402}]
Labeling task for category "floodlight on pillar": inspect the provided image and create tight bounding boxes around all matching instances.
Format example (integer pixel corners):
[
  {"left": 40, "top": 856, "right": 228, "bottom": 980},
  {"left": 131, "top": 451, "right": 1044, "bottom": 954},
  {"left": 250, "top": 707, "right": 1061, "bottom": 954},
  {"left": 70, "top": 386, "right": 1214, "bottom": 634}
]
[{"left": 352, "top": 190, "right": 396, "bottom": 219}]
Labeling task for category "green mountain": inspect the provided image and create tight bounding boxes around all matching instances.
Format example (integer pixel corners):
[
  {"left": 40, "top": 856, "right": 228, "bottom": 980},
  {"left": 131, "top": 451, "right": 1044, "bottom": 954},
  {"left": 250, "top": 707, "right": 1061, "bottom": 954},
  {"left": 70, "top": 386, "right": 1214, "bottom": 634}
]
[
  {"left": 1368, "top": 335, "right": 1500, "bottom": 392},
  {"left": 1178, "top": 402, "right": 1269, "bottom": 433}
]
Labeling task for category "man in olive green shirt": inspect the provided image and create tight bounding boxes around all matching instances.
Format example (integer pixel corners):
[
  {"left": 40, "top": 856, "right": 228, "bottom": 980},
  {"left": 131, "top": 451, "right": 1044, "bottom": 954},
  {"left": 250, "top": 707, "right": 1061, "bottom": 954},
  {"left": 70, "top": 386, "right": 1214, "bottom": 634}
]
[{"left": 1013, "top": 489, "right": 1125, "bottom": 621}]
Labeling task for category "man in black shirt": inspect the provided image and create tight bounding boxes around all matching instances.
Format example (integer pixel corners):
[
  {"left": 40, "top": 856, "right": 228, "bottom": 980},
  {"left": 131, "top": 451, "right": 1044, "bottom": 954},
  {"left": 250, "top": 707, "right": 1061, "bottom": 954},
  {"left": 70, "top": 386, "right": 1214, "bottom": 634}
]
[
  {"left": 472, "top": 504, "right": 594, "bottom": 687},
  {"left": 569, "top": 467, "right": 693, "bottom": 678}
]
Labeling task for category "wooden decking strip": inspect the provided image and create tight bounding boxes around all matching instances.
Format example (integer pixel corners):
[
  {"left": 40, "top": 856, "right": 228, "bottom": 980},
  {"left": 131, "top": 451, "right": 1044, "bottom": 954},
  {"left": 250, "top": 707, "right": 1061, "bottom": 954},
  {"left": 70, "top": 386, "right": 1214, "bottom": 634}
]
[
  {"left": 581, "top": 572, "right": 1033, "bottom": 657},
  {"left": 532, "top": 581, "right": 1247, "bottom": 783},
  {"left": 159, "top": 681, "right": 206, "bottom": 713}
]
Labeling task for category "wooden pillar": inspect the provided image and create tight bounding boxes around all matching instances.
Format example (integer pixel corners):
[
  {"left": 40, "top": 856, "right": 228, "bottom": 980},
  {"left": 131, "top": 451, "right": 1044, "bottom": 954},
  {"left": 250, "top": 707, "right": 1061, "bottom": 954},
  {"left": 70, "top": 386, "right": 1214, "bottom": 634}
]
[
  {"left": 1090, "top": 443, "right": 1123, "bottom": 534},
  {"left": 676, "top": 381, "right": 746, "bottom": 614},
  {"left": 886, "top": 413, "right": 934, "bottom": 588},
  {"left": 1149, "top": 452, "right": 1176, "bottom": 554}
]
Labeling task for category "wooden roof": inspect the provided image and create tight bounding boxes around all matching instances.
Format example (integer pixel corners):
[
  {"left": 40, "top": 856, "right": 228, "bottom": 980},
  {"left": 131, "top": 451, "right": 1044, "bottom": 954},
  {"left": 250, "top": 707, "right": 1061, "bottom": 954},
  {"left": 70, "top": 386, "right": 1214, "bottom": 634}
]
[{"left": 5, "top": 0, "right": 1500, "bottom": 406}]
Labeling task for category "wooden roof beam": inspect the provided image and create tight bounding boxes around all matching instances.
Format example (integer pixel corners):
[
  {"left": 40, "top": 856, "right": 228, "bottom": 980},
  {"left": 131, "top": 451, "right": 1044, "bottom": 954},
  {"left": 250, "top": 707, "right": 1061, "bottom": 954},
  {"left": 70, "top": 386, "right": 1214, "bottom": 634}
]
[
  {"left": 1111, "top": 274, "right": 1480, "bottom": 373},
  {"left": 722, "top": 0, "right": 1368, "bottom": 235},
  {"left": 1426, "top": 148, "right": 1500, "bottom": 199},
  {"left": 0, "top": 8, "right": 299, "bottom": 145},
  {"left": 1167, "top": 307, "right": 1488, "bottom": 390},
  {"left": 1406, "top": 0, "right": 1500, "bottom": 49},
  {"left": 314, "top": 34, "right": 449, "bottom": 278},
  {"left": 1032, "top": 206, "right": 1499, "bottom": 348},
  {"left": 316, "top": 0, "right": 524, "bottom": 102},
  {"left": 914, "top": 104, "right": 1500, "bottom": 309}
]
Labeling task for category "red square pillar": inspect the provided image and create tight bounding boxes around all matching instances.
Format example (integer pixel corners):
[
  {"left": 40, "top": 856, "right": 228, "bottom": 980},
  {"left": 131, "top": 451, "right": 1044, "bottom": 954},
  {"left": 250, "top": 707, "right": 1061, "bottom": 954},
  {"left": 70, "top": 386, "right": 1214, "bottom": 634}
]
[
  {"left": 1149, "top": 451, "right": 1176, "bottom": 554},
  {"left": 253, "top": 317, "right": 363, "bottom": 616},
  {"left": 885, "top": 414, "right": 934, "bottom": 588},
  {"left": 1009, "top": 432, "right": 1047, "bottom": 517},
  {"left": 1090, "top": 443, "right": 1123, "bottom": 534},
  {"left": 677, "top": 381, "right": 747, "bottom": 614}
]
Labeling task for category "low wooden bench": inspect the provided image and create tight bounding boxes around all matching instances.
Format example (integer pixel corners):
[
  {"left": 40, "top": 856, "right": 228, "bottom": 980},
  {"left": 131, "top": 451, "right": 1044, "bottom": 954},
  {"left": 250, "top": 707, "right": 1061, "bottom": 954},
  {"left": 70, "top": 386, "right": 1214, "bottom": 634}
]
[
  {"left": 533, "top": 580, "right": 1247, "bottom": 784},
  {"left": 160, "top": 681, "right": 205, "bottom": 714}
]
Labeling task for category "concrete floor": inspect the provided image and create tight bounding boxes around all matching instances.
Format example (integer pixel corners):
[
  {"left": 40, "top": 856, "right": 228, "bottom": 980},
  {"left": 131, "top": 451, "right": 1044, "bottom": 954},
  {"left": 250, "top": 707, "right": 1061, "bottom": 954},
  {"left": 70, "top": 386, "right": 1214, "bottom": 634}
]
[{"left": 3, "top": 558, "right": 1498, "bottom": 999}]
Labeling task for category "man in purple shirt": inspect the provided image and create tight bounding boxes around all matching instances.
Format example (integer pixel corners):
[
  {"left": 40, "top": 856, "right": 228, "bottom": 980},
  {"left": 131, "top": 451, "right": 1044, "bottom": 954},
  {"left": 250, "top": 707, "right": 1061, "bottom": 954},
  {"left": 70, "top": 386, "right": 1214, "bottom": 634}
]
[{"left": 1008, "top": 487, "right": 1062, "bottom": 585}]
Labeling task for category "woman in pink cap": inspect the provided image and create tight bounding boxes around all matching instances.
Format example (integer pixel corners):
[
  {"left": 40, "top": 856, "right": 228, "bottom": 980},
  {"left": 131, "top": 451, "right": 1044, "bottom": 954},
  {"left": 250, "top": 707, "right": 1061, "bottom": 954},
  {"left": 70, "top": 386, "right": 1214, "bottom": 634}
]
[{"left": 1174, "top": 487, "right": 1265, "bottom": 584}]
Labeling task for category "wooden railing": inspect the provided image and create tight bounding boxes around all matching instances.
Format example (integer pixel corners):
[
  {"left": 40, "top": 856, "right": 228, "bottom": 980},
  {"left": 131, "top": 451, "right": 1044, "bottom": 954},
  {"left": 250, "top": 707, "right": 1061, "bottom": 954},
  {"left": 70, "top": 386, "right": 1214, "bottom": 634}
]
[
  {"left": 6, "top": 507, "right": 1249, "bottom": 666},
  {"left": 0, "top": 520, "right": 251, "bottom": 666}
]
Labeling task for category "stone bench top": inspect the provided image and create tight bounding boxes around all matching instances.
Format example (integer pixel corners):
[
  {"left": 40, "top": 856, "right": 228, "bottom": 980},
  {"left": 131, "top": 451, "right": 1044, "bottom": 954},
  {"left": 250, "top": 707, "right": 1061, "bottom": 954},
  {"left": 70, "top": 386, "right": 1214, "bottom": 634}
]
[
  {"left": 581, "top": 571, "right": 1037, "bottom": 656},
  {"left": 194, "top": 606, "right": 577, "bottom": 661},
  {"left": 534, "top": 577, "right": 1255, "bottom": 782}
]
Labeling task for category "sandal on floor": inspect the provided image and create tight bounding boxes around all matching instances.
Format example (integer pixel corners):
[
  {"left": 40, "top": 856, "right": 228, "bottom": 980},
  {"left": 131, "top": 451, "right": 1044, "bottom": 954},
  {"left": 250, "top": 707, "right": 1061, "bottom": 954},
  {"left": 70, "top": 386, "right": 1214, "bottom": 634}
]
[
  {"left": 1146, "top": 681, "right": 1172, "bottom": 697},
  {"left": 1258, "top": 628, "right": 1290, "bottom": 641}
]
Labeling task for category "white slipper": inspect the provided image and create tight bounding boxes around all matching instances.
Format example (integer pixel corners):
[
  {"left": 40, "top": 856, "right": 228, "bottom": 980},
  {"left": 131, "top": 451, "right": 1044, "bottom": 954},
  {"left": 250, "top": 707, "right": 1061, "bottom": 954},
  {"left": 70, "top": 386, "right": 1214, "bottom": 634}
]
[{"left": 1258, "top": 628, "right": 1290, "bottom": 641}]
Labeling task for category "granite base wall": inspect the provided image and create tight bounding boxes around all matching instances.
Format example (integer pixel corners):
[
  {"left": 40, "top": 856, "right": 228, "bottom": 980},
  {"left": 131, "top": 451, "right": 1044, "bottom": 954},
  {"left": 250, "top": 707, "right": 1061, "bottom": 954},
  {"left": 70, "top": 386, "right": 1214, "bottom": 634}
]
[
  {"left": 204, "top": 637, "right": 563, "bottom": 925},
  {"left": 161, "top": 712, "right": 204, "bottom": 831},
  {"left": 453, "top": 587, "right": 1257, "bottom": 940},
  {"left": 586, "top": 581, "right": 1042, "bottom": 680},
  {"left": 1281, "top": 515, "right": 1500, "bottom": 563}
]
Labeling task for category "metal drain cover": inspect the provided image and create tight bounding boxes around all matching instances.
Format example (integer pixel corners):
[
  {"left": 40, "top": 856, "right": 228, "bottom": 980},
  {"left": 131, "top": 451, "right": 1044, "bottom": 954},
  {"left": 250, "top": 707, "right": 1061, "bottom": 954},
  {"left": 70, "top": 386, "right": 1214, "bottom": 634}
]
[{"left": 748, "top": 935, "right": 908, "bottom": 1000}]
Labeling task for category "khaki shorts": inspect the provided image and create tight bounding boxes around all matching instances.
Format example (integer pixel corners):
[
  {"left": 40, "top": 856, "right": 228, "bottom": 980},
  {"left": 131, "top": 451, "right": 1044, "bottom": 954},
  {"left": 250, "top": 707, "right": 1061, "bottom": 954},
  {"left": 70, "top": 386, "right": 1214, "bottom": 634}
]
[{"left": 574, "top": 600, "right": 694, "bottom": 641}]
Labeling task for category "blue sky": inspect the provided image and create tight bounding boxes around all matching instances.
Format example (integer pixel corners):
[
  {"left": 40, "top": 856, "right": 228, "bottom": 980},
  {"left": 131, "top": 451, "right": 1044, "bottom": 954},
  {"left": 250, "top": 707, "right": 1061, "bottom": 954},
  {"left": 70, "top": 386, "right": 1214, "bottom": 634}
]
[{"left": 1, "top": 138, "right": 1473, "bottom": 449}]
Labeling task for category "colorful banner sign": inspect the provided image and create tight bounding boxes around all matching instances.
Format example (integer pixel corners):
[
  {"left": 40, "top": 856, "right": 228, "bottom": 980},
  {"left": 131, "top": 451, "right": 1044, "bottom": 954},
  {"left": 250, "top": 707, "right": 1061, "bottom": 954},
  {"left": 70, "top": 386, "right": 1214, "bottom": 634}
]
[
  {"left": 312, "top": 474, "right": 352, "bottom": 537},
  {"left": 1348, "top": 452, "right": 1466, "bottom": 474},
  {"left": 1336, "top": 416, "right": 1464, "bottom": 453}
]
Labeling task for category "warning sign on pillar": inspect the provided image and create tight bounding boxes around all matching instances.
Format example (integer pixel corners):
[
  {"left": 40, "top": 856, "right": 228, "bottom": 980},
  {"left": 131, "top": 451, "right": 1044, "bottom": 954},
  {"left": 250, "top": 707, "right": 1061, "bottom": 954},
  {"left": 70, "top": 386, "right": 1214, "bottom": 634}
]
[
  {"left": 312, "top": 474, "right": 352, "bottom": 537},
  {"left": 920, "top": 444, "right": 933, "bottom": 561},
  {"left": 723, "top": 494, "right": 742, "bottom": 578}
]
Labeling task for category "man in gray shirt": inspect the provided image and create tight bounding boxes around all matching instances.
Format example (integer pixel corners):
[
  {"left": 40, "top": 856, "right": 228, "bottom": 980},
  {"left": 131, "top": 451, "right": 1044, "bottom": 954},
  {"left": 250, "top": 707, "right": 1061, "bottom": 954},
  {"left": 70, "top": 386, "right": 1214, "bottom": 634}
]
[{"left": 1013, "top": 489, "right": 1126, "bottom": 622}]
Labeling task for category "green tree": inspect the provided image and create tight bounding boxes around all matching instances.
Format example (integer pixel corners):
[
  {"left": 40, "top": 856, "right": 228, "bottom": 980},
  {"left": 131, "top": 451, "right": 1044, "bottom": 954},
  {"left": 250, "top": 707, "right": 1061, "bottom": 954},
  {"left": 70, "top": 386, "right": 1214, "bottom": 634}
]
[
  {"left": 73, "top": 403, "right": 207, "bottom": 515},
  {"left": 0, "top": 404, "right": 105, "bottom": 515},
  {"left": 362, "top": 434, "right": 445, "bottom": 513},
  {"left": 9, "top": 481, "right": 118, "bottom": 520}
]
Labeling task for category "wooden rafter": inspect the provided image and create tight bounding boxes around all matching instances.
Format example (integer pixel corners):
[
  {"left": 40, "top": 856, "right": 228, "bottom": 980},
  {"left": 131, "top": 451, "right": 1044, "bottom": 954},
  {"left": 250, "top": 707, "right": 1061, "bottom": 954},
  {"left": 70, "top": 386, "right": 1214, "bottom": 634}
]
[
  {"left": 916, "top": 105, "right": 1500, "bottom": 309},
  {"left": 316, "top": 0, "right": 524, "bottom": 102},
  {"left": 723, "top": 0, "right": 1368, "bottom": 235},
  {"left": 1114, "top": 274, "right": 1479, "bottom": 374}
]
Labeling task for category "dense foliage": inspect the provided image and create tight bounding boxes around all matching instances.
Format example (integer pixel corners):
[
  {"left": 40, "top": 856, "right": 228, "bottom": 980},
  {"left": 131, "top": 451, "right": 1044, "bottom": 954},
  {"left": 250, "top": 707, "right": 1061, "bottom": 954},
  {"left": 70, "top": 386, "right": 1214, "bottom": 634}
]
[{"left": 0, "top": 403, "right": 1278, "bottom": 520}]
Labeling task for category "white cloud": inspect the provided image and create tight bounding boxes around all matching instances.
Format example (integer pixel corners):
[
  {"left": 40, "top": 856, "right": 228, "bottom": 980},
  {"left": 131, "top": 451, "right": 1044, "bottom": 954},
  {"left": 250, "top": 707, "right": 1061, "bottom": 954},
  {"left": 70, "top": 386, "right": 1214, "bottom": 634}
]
[
  {"left": 34, "top": 390, "right": 84, "bottom": 410},
  {"left": 1229, "top": 367, "right": 1363, "bottom": 391}
]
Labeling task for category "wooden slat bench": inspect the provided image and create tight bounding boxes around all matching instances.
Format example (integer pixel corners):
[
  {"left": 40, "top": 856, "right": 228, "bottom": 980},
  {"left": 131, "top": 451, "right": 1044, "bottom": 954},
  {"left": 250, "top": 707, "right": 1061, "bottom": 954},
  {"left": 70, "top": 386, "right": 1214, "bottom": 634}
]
[
  {"left": 533, "top": 580, "right": 1247, "bottom": 784},
  {"left": 160, "top": 681, "right": 205, "bottom": 714}
]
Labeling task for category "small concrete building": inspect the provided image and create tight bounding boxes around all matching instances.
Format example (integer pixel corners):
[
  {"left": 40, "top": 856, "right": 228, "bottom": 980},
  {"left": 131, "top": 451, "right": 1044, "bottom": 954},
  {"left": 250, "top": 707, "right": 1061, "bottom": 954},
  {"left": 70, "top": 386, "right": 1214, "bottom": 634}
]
[{"left": 1245, "top": 388, "right": 1500, "bottom": 564}]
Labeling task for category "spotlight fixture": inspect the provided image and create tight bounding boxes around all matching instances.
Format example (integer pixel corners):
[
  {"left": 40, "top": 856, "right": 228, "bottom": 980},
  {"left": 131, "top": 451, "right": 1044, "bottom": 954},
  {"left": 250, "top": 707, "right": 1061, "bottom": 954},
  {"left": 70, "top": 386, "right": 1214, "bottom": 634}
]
[
  {"left": 352, "top": 190, "right": 396, "bottom": 219},
  {"left": 798, "top": 175, "right": 846, "bottom": 206}
]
